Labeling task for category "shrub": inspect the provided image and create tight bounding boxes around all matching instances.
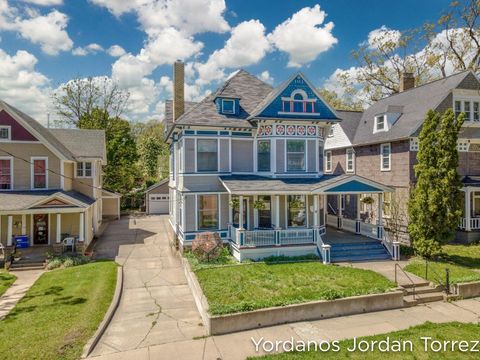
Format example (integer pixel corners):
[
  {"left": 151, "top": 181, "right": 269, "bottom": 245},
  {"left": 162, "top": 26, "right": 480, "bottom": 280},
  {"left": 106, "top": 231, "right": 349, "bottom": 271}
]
[
  {"left": 192, "top": 232, "right": 223, "bottom": 262},
  {"left": 46, "top": 258, "right": 63, "bottom": 270},
  {"left": 45, "top": 255, "right": 91, "bottom": 270}
]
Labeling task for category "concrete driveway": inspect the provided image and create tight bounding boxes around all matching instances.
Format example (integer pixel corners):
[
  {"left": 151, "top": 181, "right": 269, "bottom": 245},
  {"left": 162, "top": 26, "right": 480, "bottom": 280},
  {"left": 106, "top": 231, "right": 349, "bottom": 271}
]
[{"left": 90, "top": 215, "right": 206, "bottom": 357}]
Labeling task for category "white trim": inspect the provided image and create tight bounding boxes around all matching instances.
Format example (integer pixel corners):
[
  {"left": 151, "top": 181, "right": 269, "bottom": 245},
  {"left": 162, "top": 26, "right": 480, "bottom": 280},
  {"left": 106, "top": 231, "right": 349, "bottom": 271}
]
[
  {"left": 48, "top": 213, "right": 51, "bottom": 245},
  {"left": 0, "top": 155, "right": 14, "bottom": 190},
  {"left": 60, "top": 160, "right": 65, "bottom": 189},
  {"left": 325, "top": 150, "right": 332, "bottom": 172},
  {"left": 56, "top": 213, "right": 61, "bottom": 243},
  {"left": 21, "top": 214, "right": 26, "bottom": 235},
  {"left": 79, "top": 212, "right": 85, "bottom": 242},
  {"left": 0, "top": 125, "right": 11, "bottom": 141},
  {"left": 374, "top": 114, "right": 387, "bottom": 133},
  {"left": 346, "top": 148, "right": 355, "bottom": 173},
  {"left": 380, "top": 143, "right": 391, "bottom": 171},
  {"left": 75, "top": 161, "right": 93, "bottom": 178},
  {"left": 7, "top": 215, "right": 13, "bottom": 246},
  {"left": 30, "top": 156, "right": 48, "bottom": 190},
  {"left": 285, "top": 139, "right": 306, "bottom": 172}
]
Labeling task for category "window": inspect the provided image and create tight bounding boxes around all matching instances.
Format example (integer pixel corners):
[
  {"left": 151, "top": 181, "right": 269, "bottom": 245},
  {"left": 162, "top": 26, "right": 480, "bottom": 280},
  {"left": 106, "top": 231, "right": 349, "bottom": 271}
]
[
  {"left": 374, "top": 115, "right": 386, "bottom": 132},
  {"left": 76, "top": 162, "right": 92, "bottom": 177},
  {"left": 325, "top": 151, "right": 332, "bottom": 172},
  {"left": 197, "top": 139, "right": 218, "bottom": 172},
  {"left": 474, "top": 102, "right": 479, "bottom": 121},
  {"left": 198, "top": 195, "right": 218, "bottom": 230},
  {"left": 32, "top": 158, "right": 47, "bottom": 189},
  {"left": 455, "top": 99, "right": 480, "bottom": 121},
  {"left": 327, "top": 126, "right": 334, "bottom": 137},
  {"left": 0, "top": 126, "right": 10, "bottom": 141},
  {"left": 455, "top": 100, "right": 462, "bottom": 118},
  {"left": 410, "top": 137, "right": 419, "bottom": 151},
  {"left": 0, "top": 158, "right": 12, "bottom": 190},
  {"left": 257, "top": 140, "right": 270, "bottom": 172},
  {"left": 465, "top": 101, "right": 471, "bottom": 120},
  {"left": 346, "top": 148, "right": 354, "bottom": 173},
  {"left": 380, "top": 143, "right": 391, "bottom": 171},
  {"left": 287, "top": 195, "right": 306, "bottom": 227},
  {"left": 286, "top": 140, "right": 305, "bottom": 171},
  {"left": 457, "top": 141, "right": 469, "bottom": 152},
  {"left": 222, "top": 99, "right": 235, "bottom": 114},
  {"left": 258, "top": 195, "right": 271, "bottom": 228}
]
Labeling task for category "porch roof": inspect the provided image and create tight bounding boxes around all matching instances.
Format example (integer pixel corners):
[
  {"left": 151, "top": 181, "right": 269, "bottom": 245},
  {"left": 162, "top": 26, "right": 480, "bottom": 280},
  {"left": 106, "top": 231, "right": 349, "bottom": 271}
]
[
  {"left": 462, "top": 175, "right": 480, "bottom": 187},
  {"left": 0, "top": 190, "right": 95, "bottom": 211},
  {"left": 219, "top": 174, "right": 392, "bottom": 195}
]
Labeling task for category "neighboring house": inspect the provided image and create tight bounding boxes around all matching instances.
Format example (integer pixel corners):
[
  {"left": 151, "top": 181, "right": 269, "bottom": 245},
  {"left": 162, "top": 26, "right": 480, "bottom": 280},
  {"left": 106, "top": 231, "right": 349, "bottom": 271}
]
[
  {"left": 145, "top": 179, "right": 169, "bottom": 214},
  {"left": 0, "top": 100, "right": 120, "bottom": 253},
  {"left": 165, "top": 61, "right": 395, "bottom": 262},
  {"left": 324, "top": 71, "right": 480, "bottom": 243}
]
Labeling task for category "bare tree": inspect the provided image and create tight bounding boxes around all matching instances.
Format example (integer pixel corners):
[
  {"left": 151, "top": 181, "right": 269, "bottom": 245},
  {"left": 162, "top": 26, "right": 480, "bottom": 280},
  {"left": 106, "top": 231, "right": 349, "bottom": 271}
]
[
  {"left": 52, "top": 76, "right": 130, "bottom": 127},
  {"left": 385, "top": 191, "right": 409, "bottom": 243}
]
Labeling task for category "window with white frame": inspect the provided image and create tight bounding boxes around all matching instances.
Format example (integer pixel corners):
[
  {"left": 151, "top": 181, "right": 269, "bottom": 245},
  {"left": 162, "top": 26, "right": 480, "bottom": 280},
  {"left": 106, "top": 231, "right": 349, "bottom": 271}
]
[
  {"left": 286, "top": 140, "right": 305, "bottom": 171},
  {"left": 380, "top": 143, "right": 391, "bottom": 171},
  {"left": 32, "top": 157, "right": 47, "bottom": 189},
  {"left": 374, "top": 115, "right": 387, "bottom": 132},
  {"left": 455, "top": 99, "right": 480, "bottom": 121},
  {"left": 327, "top": 126, "right": 334, "bottom": 137},
  {"left": 346, "top": 148, "right": 354, "bottom": 173},
  {"left": 0, "top": 157, "right": 12, "bottom": 189},
  {"left": 257, "top": 140, "right": 271, "bottom": 172},
  {"left": 410, "top": 137, "right": 419, "bottom": 151},
  {"left": 325, "top": 150, "right": 332, "bottom": 172},
  {"left": 457, "top": 141, "right": 469, "bottom": 152},
  {"left": 198, "top": 195, "right": 218, "bottom": 230},
  {"left": 76, "top": 161, "right": 93, "bottom": 177},
  {"left": 197, "top": 139, "right": 218, "bottom": 172},
  {"left": 221, "top": 99, "right": 235, "bottom": 114},
  {"left": 0, "top": 126, "right": 10, "bottom": 141}
]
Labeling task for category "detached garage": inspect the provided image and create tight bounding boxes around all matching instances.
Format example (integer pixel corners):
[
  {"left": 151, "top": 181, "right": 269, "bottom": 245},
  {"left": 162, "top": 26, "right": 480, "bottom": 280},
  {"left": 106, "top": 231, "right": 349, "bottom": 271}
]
[{"left": 145, "top": 179, "right": 170, "bottom": 214}]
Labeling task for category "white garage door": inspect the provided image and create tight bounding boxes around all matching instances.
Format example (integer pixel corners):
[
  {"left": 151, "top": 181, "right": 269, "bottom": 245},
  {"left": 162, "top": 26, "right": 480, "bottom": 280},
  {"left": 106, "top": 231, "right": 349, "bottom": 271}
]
[{"left": 148, "top": 194, "right": 169, "bottom": 214}]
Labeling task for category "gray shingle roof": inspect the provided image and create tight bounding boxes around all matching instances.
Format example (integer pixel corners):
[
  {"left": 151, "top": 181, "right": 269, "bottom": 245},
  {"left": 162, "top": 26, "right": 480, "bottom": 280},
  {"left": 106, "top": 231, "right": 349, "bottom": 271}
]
[
  {"left": 335, "top": 110, "right": 363, "bottom": 142},
  {"left": 0, "top": 190, "right": 95, "bottom": 211},
  {"left": 352, "top": 71, "right": 473, "bottom": 146},
  {"left": 0, "top": 100, "right": 75, "bottom": 161},
  {"left": 172, "top": 70, "right": 272, "bottom": 129},
  {"left": 163, "top": 100, "right": 198, "bottom": 134},
  {"left": 49, "top": 129, "right": 106, "bottom": 161}
]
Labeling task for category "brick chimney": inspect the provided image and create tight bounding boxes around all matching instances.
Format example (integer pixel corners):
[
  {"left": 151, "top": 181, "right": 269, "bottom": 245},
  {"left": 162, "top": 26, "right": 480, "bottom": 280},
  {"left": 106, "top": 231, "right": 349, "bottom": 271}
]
[
  {"left": 400, "top": 72, "right": 415, "bottom": 92},
  {"left": 173, "top": 60, "right": 185, "bottom": 121}
]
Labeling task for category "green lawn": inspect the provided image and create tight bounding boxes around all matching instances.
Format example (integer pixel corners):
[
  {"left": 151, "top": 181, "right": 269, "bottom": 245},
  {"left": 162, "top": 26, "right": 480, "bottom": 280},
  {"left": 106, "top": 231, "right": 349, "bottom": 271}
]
[
  {"left": 251, "top": 322, "right": 480, "bottom": 359},
  {"left": 0, "top": 261, "right": 117, "bottom": 360},
  {"left": 0, "top": 270, "right": 16, "bottom": 297},
  {"left": 194, "top": 262, "right": 396, "bottom": 315},
  {"left": 404, "top": 244, "right": 480, "bottom": 285}
]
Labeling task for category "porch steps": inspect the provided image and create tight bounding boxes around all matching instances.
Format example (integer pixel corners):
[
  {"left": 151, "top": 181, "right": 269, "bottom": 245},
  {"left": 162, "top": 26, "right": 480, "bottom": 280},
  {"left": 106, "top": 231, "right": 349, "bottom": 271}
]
[
  {"left": 9, "top": 258, "right": 46, "bottom": 271},
  {"left": 403, "top": 285, "right": 445, "bottom": 306},
  {"left": 329, "top": 241, "right": 391, "bottom": 262}
]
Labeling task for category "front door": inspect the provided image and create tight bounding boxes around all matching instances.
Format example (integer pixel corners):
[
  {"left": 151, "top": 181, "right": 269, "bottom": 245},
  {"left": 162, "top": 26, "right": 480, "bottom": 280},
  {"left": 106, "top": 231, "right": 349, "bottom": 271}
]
[{"left": 33, "top": 214, "right": 48, "bottom": 245}]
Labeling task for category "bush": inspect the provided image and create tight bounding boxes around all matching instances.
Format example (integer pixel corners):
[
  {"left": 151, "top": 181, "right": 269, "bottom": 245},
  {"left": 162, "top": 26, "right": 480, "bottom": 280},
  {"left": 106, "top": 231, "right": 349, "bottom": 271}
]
[
  {"left": 262, "top": 254, "right": 320, "bottom": 263},
  {"left": 192, "top": 232, "right": 223, "bottom": 262},
  {"left": 45, "top": 255, "right": 91, "bottom": 270},
  {"left": 185, "top": 247, "right": 236, "bottom": 271}
]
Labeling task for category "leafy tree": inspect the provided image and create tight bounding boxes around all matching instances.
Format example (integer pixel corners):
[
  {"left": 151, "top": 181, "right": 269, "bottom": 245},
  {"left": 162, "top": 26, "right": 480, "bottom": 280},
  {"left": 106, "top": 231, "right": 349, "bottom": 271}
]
[
  {"left": 408, "top": 109, "right": 464, "bottom": 258},
  {"left": 53, "top": 76, "right": 129, "bottom": 127},
  {"left": 318, "top": 89, "right": 364, "bottom": 111}
]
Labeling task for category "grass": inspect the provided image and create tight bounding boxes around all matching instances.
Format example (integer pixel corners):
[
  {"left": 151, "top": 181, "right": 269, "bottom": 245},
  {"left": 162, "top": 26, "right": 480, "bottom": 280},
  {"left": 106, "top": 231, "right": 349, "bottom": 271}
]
[
  {"left": 184, "top": 248, "right": 238, "bottom": 271},
  {"left": 250, "top": 322, "right": 480, "bottom": 359},
  {"left": 194, "top": 262, "right": 396, "bottom": 315},
  {"left": 404, "top": 244, "right": 480, "bottom": 285},
  {"left": 0, "top": 270, "right": 16, "bottom": 297},
  {"left": 0, "top": 261, "right": 117, "bottom": 360}
]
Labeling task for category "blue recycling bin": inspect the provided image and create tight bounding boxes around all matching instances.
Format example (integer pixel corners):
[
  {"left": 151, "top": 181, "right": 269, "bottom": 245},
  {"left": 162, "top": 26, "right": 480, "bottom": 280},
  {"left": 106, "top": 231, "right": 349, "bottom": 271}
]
[{"left": 15, "top": 235, "right": 30, "bottom": 249}]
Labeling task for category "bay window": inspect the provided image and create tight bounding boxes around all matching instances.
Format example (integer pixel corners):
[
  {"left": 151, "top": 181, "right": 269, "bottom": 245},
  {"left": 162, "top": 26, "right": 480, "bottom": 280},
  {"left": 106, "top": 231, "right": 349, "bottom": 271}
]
[
  {"left": 257, "top": 140, "right": 270, "bottom": 172},
  {"left": 0, "top": 158, "right": 12, "bottom": 189},
  {"left": 197, "top": 139, "right": 218, "bottom": 172},
  {"left": 287, "top": 195, "right": 306, "bottom": 227},
  {"left": 198, "top": 195, "right": 218, "bottom": 230},
  {"left": 286, "top": 140, "right": 305, "bottom": 171}
]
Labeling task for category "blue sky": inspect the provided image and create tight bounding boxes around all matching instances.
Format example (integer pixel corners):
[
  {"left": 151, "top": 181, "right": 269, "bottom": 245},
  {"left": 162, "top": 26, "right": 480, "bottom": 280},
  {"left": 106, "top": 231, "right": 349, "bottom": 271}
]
[{"left": 0, "top": 0, "right": 453, "bottom": 123}]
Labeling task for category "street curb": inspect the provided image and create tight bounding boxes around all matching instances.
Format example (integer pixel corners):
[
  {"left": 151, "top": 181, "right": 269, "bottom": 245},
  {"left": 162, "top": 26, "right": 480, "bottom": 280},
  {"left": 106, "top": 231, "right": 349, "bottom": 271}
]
[{"left": 81, "top": 265, "right": 124, "bottom": 358}]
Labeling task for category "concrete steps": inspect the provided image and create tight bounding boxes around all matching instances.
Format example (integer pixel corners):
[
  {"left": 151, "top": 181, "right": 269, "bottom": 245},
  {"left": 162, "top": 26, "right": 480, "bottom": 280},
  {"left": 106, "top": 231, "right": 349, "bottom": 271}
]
[
  {"left": 9, "top": 259, "right": 46, "bottom": 271},
  {"left": 329, "top": 241, "right": 391, "bottom": 262},
  {"left": 402, "top": 284, "right": 445, "bottom": 306}
]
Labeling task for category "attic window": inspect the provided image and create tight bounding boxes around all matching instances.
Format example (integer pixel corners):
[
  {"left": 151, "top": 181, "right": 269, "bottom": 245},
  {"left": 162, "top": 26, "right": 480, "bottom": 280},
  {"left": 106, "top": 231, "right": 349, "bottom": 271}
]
[
  {"left": 221, "top": 99, "right": 235, "bottom": 114},
  {"left": 374, "top": 115, "right": 387, "bottom": 132},
  {"left": 0, "top": 126, "right": 10, "bottom": 141}
]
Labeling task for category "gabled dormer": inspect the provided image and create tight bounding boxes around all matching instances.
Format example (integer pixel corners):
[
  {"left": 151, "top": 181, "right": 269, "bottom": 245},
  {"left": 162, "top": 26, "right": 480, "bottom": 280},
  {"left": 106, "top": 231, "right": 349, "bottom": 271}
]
[
  {"left": 214, "top": 84, "right": 241, "bottom": 116},
  {"left": 373, "top": 105, "right": 403, "bottom": 134},
  {"left": 249, "top": 72, "right": 340, "bottom": 121}
]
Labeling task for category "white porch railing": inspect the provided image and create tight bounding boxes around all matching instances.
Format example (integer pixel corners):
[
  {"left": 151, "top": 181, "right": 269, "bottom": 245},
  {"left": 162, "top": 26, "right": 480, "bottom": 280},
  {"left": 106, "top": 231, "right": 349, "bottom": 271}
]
[
  {"left": 458, "top": 217, "right": 480, "bottom": 230},
  {"left": 326, "top": 214, "right": 338, "bottom": 227},
  {"left": 342, "top": 218, "right": 357, "bottom": 233},
  {"left": 279, "top": 229, "right": 314, "bottom": 245},
  {"left": 244, "top": 230, "right": 276, "bottom": 247},
  {"left": 382, "top": 230, "right": 400, "bottom": 261},
  {"left": 359, "top": 221, "right": 378, "bottom": 239}
]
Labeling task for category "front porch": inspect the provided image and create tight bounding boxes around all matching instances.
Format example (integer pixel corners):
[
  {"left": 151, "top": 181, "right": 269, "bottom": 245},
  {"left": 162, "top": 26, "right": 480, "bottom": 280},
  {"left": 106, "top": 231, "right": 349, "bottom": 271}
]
[
  {"left": 458, "top": 176, "right": 480, "bottom": 243},
  {"left": 220, "top": 175, "right": 400, "bottom": 263}
]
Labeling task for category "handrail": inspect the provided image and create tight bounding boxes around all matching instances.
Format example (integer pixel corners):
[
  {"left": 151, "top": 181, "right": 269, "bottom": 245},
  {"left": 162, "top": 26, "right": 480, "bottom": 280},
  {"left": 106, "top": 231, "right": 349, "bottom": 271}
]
[
  {"left": 395, "top": 263, "right": 416, "bottom": 300},
  {"left": 328, "top": 203, "right": 337, "bottom": 215},
  {"left": 425, "top": 260, "right": 449, "bottom": 293}
]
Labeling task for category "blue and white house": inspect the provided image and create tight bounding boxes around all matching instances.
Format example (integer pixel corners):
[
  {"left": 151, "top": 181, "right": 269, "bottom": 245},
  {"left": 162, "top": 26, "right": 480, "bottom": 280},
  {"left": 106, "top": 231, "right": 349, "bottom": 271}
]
[{"left": 165, "top": 61, "right": 398, "bottom": 262}]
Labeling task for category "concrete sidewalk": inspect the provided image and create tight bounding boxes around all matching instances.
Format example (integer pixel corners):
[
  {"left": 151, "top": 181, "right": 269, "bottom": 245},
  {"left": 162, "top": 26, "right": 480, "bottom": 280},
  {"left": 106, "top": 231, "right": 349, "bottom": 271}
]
[
  {"left": 0, "top": 269, "right": 43, "bottom": 320},
  {"left": 88, "top": 297, "right": 480, "bottom": 360}
]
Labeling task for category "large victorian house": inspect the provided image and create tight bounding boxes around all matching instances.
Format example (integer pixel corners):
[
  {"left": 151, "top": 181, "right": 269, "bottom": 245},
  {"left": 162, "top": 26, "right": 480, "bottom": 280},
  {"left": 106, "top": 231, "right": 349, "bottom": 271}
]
[{"left": 165, "top": 61, "right": 396, "bottom": 263}]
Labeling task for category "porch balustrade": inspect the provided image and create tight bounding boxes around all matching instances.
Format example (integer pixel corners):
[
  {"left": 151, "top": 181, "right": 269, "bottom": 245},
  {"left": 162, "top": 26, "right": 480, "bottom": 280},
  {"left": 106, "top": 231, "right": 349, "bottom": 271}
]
[
  {"left": 458, "top": 217, "right": 480, "bottom": 230},
  {"left": 341, "top": 218, "right": 357, "bottom": 233},
  {"left": 279, "top": 229, "right": 314, "bottom": 245},
  {"left": 244, "top": 230, "right": 276, "bottom": 247},
  {"left": 229, "top": 226, "right": 319, "bottom": 248}
]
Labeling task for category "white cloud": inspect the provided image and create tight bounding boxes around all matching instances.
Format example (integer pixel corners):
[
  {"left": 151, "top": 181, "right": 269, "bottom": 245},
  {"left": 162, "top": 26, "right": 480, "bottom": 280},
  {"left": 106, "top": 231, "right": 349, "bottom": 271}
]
[
  {"left": 268, "top": 4, "right": 338, "bottom": 67},
  {"left": 259, "top": 70, "right": 273, "bottom": 84},
  {"left": 0, "top": 48, "right": 51, "bottom": 121},
  {"left": 367, "top": 26, "right": 401, "bottom": 50},
  {"left": 19, "top": 0, "right": 63, "bottom": 5},
  {"left": 88, "top": 0, "right": 151, "bottom": 17},
  {"left": 0, "top": 3, "right": 73, "bottom": 55},
  {"left": 72, "top": 43, "right": 104, "bottom": 56},
  {"left": 107, "top": 44, "right": 126, "bottom": 57},
  {"left": 195, "top": 19, "right": 270, "bottom": 85}
]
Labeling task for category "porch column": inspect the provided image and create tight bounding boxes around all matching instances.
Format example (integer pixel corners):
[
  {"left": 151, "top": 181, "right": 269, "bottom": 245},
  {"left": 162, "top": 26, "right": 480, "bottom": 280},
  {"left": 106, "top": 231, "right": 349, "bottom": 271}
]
[
  {"left": 7, "top": 215, "right": 13, "bottom": 246},
  {"left": 356, "top": 194, "right": 361, "bottom": 234},
  {"left": 274, "top": 195, "right": 281, "bottom": 229},
  {"left": 21, "top": 214, "right": 26, "bottom": 235},
  {"left": 465, "top": 188, "right": 471, "bottom": 231},
  {"left": 79, "top": 212, "right": 85, "bottom": 242},
  {"left": 238, "top": 196, "right": 244, "bottom": 230},
  {"left": 228, "top": 194, "right": 232, "bottom": 224},
  {"left": 313, "top": 195, "right": 319, "bottom": 227},
  {"left": 377, "top": 193, "right": 384, "bottom": 239},
  {"left": 337, "top": 194, "right": 342, "bottom": 229},
  {"left": 56, "top": 213, "right": 62, "bottom": 243},
  {"left": 253, "top": 195, "right": 259, "bottom": 229},
  {"left": 323, "top": 195, "right": 327, "bottom": 226}
]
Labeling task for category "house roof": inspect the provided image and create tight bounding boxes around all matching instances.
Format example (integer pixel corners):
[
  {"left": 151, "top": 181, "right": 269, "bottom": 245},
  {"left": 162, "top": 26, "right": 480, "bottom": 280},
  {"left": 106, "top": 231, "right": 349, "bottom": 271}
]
[
  {"left": 351, "top": 70, "right": 475, "bottom": 146},
  {"left": 163, "top": 99, "right": 198, "bottom": 135},
  {"left": 0, "top": 190, "right": 95, "bottom": 211},
  {"left": 334, "top": 110, "right": 363, "bottom": 142},
  {"left": 145, "top": 178, "right": 169, "bottom": 193},
  {"left": 0, "top": 100, "right": 75, "bottom": 161},
  {"left": 48, "top": 128, "right": 106, "bottom": 162},
  {"left": 166, "top": 70, "right": 273, "bottom": 137},
  {"left": 462, "top": 176, "right": 480, "bottom": 187}
]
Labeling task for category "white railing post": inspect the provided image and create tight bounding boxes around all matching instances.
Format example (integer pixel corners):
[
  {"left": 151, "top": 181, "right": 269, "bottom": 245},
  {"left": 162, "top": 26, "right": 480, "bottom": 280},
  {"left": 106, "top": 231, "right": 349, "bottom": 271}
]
[
  {"left": 321, "top": 244, "right": 331, "bottom": 264},
  {"left": 7, "top": 215, "right": 13, "bottom": 246},
  {"left": 337, "top": 194, "right": 343, "bottom": 229},
  {"left": 356, "top": 193, "right": 361, "bottom": 234},
  {"left": 393, "top": 241, "right": 400, "bottom": 261},
  {"left": 465, "top": 189, "right": 471, "bottom": 231}
]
